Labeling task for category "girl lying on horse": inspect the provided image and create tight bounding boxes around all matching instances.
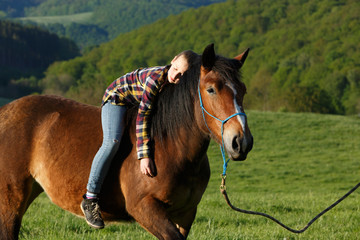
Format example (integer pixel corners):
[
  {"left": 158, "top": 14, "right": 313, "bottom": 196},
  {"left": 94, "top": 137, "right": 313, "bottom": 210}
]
[{"left": 81, "top": 50, "right": 199, "bottom": 229}]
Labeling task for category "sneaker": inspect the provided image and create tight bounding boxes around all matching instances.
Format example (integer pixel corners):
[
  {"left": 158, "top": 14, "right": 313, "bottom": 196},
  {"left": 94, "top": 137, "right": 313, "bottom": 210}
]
[{"left": 80, "top": 195, "right": 105, "bottom": 229}]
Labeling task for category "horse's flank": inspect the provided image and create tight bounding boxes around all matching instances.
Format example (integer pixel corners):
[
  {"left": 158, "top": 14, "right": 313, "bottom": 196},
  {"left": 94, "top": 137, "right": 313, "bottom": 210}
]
[{"left": 0, "top": 96, "right": 100, "bottom": 211}]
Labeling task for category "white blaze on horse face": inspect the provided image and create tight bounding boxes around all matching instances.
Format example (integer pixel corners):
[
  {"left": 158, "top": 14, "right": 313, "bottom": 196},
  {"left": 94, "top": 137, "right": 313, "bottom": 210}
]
[
  {"left": 226, "top": 82, "right": 246, "bottom": 133},
  {"left": 226, "top": 82, "right": 248, "bottom": 153}
]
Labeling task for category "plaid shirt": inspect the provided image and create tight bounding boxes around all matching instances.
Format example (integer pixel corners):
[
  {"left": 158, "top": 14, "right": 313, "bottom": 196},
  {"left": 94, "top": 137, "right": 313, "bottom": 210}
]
[{"left": 102, "top": 65, "right": 170, "bottom": 159}]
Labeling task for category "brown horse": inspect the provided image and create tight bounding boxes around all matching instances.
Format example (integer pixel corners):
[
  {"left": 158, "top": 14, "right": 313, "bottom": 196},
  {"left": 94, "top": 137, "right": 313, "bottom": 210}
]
[{"left": 0, "top": 44, "right": 253, "bottom": 240}]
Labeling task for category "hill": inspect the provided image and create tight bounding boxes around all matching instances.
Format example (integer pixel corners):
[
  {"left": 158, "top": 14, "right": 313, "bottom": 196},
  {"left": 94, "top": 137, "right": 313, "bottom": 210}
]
[
  {"left": 3, "top": 0, "right": 227, "bottom": 48},
  {"left": 20, "top": 109, "right": 360, "bottom": 239},
  {"left": 0, "top": 20, "right": 80, "bottom": 98},
  {"left": 38, "top": 0, "right": 360, "bottom": 114},
  {"left": 0, "top": 0, "right": 47, "bottom": 17}
]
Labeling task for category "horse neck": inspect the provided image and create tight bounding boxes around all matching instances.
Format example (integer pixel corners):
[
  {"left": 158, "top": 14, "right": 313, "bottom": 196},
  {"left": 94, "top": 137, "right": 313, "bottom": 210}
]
[
  {"left": 152, "top": 95, "right": 211, "bottom": 167},
  {"left": 178, "top": 124, "right": 210, "bottom": 159},
  {"left": 157, "top": 125, "right": 210, "bottom": 176}
]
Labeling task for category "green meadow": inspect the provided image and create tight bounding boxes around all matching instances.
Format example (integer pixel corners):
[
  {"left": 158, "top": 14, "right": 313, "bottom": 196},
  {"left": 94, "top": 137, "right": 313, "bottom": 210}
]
[{"left": 19, "top": 110, "right": 360, "bottom": 239}]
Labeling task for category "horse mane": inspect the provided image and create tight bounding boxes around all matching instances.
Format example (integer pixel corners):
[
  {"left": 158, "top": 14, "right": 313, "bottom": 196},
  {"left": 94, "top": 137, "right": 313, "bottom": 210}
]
[
  {"left": 150, "top": 56, "right": 201, "bottom": 144},
  {"left": 212, "top": 55, "right": 247, "bottom": 94}
]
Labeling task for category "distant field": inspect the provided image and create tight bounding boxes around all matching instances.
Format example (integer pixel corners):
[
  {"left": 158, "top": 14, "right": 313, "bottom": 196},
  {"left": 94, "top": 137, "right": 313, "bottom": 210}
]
[
  {"left": 17, "top": 12, "right": 93, "bottom": 26},
  {"left": 19, "top": 110, "right": 360, "bottom": 239}
]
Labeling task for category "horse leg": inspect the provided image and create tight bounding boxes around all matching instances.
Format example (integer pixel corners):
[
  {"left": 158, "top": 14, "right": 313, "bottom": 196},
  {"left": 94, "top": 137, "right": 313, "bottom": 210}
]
[
  {"left": 126, "top": 195, "right": 185, "bottom": 240},
  {"left": 0, "top": 175, "right": 35, "bottom": 240},
  {"left": 172, "top": 207, "right": 197, "bottom": 238},
  {"left": 0, "top": 212, "right": 20, "bottom": 240},
  {"left": 24, "top": 181, "right": 44, "bottom": 212}
]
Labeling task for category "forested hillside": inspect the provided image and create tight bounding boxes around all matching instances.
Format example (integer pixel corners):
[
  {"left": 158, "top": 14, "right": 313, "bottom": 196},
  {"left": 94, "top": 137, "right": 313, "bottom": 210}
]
[
  {"left": 0, "top": 20, "right": 79, "bottom": 98},
  {"left": 4, "top": 0, "right": 227, "bottom": 48},
  {"left": 0, "top": 0, "right": 46, "bottom": 17},
  {"left": 37, "top": 0, "right": 359, "bottom": 114}
]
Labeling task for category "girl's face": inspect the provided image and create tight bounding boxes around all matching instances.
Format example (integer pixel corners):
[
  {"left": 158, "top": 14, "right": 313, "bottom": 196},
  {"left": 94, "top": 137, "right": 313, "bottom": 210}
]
[{"left": 167, "top": 55, "right": 188, "bottom": 84}]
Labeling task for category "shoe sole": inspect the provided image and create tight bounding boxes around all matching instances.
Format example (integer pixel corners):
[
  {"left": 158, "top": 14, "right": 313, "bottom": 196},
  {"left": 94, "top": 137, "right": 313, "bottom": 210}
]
[{"left": 80, "top": 203, "right": 105, "bottom": 229}]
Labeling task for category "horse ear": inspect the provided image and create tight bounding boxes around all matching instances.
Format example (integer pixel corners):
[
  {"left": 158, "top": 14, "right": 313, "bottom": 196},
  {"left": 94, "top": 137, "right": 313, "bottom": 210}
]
[
  {"left": 202, "top": 43, "right": 216, "bottom": 70},
  {"left": 234, "top": 48, "right": 250, "bottom": 68}
]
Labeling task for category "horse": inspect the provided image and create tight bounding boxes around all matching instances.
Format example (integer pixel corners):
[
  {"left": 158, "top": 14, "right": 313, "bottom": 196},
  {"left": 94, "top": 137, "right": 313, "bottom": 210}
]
[{"left": 0, "top": 44, "right": 253, "bottom": 240}]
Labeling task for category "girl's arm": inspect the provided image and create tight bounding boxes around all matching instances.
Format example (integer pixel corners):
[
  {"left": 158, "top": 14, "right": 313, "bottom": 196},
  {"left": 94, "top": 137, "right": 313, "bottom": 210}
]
[{"left": 135, "top": 71, "right": 165, "bottom": 160}]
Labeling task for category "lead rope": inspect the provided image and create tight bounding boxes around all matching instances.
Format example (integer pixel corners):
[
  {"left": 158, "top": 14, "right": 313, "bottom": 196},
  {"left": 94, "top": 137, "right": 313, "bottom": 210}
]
[
  {"left": 198, "top": 81, "right": 360, "bottom": 234},
  {"left": 220, "top": 175, "right": 360, "bottom": 233}
]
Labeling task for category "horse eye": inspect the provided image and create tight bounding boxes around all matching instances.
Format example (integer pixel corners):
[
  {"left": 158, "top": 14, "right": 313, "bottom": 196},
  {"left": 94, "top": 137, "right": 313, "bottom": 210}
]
[{"left": 207, "top": 87, "right": 216, "bottom": 94}]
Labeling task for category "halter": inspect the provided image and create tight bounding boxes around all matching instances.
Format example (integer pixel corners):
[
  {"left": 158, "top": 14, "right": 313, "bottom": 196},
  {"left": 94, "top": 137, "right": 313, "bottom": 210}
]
[{"left": 198, "top": 80, "right": 246, "bottom": 176}]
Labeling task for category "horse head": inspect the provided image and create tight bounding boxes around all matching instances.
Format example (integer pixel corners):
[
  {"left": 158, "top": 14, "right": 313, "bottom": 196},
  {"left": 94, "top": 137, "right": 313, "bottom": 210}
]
[{"left": 198, "top": 43, "right": 253, "bottom": 161}]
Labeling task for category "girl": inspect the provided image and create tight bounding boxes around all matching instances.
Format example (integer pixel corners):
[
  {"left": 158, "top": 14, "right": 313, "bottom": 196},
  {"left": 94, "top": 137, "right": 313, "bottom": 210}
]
[{"left": 81, "top": 50, "right": 198, "bottom": 229}]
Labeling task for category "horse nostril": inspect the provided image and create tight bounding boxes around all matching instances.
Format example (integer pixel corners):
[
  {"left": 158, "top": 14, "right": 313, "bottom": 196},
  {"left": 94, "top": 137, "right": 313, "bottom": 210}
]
[{"left": 232, "top": 135, "right": 242, "bottom": 152}]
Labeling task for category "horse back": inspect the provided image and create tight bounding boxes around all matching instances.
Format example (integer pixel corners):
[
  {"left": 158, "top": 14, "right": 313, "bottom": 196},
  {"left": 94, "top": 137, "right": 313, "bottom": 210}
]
[{"left": 0, "top": 95, "right": 105, "bottom": 214}]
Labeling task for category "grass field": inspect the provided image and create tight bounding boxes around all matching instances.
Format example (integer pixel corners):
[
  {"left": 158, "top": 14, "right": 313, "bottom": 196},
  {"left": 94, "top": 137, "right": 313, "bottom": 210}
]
[
  {"left": 18, "top": 110, "right": 360, "bottom": 239},
  {"left": 16, "top": 12, "right": 93, "bottom": 26}
]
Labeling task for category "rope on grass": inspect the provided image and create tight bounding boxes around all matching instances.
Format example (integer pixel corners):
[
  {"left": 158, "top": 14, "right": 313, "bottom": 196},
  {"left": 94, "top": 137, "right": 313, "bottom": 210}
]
[{"left": 220, "top": 175, "right": 360, "bottom": 233}]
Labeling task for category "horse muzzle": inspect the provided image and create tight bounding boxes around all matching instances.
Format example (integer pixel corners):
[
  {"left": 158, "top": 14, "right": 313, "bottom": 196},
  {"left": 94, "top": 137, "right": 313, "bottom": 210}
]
[{"left": 224, "top": 133, "right": 253, "bottom": 161}]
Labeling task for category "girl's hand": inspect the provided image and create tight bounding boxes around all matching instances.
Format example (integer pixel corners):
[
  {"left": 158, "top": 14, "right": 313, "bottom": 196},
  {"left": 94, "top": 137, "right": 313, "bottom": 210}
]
[{"left": 140, "top": 158, "right": 155, "bottom": 177}]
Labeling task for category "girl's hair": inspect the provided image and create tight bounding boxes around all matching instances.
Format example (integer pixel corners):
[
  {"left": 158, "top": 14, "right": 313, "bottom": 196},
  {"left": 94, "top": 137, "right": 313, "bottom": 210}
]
[{"left": 175, "top": 50, "right": 200, "bottom": 69}]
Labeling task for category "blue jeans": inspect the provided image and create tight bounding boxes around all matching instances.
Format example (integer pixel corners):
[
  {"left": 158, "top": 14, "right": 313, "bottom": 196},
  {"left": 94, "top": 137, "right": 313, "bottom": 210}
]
[{"left": 86, "top": 102, "right": 127, "bottom": 194}]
